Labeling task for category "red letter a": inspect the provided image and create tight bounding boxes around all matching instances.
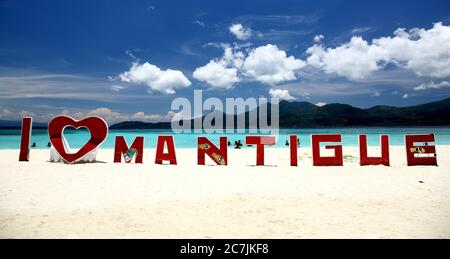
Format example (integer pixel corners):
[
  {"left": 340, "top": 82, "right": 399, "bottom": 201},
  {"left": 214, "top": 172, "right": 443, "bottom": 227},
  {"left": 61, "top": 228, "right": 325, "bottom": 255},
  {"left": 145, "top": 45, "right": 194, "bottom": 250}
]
[{"left": 155, "top": 136, "right": 177, "bottom": 165}]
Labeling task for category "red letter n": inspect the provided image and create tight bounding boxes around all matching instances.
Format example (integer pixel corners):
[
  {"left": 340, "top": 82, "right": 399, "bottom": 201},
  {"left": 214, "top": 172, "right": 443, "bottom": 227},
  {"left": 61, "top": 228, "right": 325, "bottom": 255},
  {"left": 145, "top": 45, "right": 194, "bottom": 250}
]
[
  {"left": 114, "top": 136, "right": 144, "bottom": 163},
  {"left": 198, "top": 137, "right": 228, "bottom": 165},
  {"left": 312, "top": 134, "right": 343, "bottom": 166},
  {"left": 405, "top": 134, "right": 437, "bottom": 166},
  {"left": 359, "top": 135, "right": 390, "bottom": 166}
]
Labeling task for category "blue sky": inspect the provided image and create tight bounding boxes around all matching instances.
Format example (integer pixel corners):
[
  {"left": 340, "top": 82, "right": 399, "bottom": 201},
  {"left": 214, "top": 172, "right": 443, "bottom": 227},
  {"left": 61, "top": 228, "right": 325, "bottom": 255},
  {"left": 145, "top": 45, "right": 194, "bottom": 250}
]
[{"left": 0, "top": 0, "right": 449, "bottom": 122}]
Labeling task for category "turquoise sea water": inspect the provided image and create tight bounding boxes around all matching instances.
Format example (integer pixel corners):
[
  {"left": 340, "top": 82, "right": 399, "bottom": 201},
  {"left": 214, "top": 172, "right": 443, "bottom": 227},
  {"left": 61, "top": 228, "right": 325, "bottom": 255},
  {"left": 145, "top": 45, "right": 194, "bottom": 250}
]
[{"left": 0, "top": 127, "right": 449, "bottom": 149}]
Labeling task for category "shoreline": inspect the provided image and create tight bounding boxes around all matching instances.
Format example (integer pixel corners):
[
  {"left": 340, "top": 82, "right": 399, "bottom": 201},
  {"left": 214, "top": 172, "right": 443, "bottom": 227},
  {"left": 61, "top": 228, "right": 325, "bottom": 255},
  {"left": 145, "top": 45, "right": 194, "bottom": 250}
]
[
  {"left": 1, "top": 147, "right": 449, "bottom": 238},
  {"left": 0, "top": 142, "right": 448, "bottom": 151}
]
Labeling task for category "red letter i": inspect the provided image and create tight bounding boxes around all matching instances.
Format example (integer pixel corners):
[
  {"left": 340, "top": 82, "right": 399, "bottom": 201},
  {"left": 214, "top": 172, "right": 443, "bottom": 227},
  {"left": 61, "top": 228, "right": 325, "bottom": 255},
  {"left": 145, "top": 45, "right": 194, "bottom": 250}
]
[{"left": 19, "top": 117, "right": 33, "bottom": 162}]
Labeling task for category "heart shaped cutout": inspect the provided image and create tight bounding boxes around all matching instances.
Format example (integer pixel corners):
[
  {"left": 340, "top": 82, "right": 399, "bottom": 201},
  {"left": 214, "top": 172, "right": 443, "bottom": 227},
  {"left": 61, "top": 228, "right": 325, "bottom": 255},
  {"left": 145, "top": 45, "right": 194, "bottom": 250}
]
[{"left": 48, "top": 116, "right": 108, "bottom": 163}]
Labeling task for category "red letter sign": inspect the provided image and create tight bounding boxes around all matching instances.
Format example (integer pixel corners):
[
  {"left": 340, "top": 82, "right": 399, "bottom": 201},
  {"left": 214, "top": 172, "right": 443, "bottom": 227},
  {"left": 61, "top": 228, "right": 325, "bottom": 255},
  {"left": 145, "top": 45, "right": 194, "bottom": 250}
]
[
  {"left": 405, "top": 134, "right": 438, "bottom": 166},
  {"left": 359, "top": 135, "right": 390, "bottom": 166},
  {"left": 198, "top": 137, "right": 228, "bottom": 165},
  {"left": 19, "top": 117, "right": 32, "bottom": 162},
  {"left": 114, "top": 136, "right": 144, "bottom": 163},
  {"left": 312, "top": 134, "right": 343, "bottom": 166},
  {"left": 290, "top": 135, "right": 298, "bottom": 167},
  {"left": 246, "top": 136, "right": 276, "bottom": 166},
  {"left": 155, "top": 136, "right": 177, "bottom": 165}
]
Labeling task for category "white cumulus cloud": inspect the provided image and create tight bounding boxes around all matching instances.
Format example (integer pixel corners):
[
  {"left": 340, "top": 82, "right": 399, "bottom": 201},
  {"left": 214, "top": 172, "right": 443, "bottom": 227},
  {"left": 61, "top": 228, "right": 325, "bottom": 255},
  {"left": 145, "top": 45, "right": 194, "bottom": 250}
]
[
  {"left": 313, "top": 34, "right": 324, "bottom": 43},
  {"left": 306, "top": 37, "right": 385, "bottom": 80},
  {"left": 268, "top": 89, "right": 296, "bottom": 101},
  {"left": 414, "top": 81, "right": 450, "bottom": 91},
  {"left": 193, "top": 45, "right": 243, "bottom": 88},
  {"left": 131, "top": 111, "right": 175, "bottom": 121},
  {"left": 374, "top": 23, "right": 450, "bottom": 78},
  {"left": 119, "top": 62, "right": 191, "bottom": 94},
  {"left": 194, "top": 44, "right": 306, "bottom": 88},
  {"left": 62, "top": 107, "right": 175, "bottom": 124},
  {"left": 372, "top": 91, "right": 381, "bottom": 97},
  {"left": 193, "top": 61, "right": 240, "bottom": 89},
  {"left": 306, "top": 22, "right": 450, "bottom": 80},
  {"left": 18, "top": 110, "right": 36, "bottom": 118},
  {"left": 229, "top": 23, "right": 252, "bottom": 40},
  {"left": 243, "top": 44, "right": 306, "bottom": 85},
  {"left": 193, "top": 44, "right": 306, "bottom": 88}
]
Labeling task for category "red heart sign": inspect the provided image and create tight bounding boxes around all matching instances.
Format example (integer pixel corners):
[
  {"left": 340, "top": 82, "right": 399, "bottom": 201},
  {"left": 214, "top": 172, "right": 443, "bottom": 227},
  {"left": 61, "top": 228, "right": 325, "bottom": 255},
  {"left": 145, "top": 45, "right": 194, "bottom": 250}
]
[{"left": 48, "top": 116, "right": 108, "bottom": 163}]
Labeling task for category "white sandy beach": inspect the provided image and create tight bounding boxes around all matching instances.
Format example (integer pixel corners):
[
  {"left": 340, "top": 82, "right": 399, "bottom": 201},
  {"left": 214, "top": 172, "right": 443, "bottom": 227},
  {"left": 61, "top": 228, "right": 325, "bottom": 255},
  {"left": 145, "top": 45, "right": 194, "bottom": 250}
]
[{"left": 0, "top": 146, "right": 449, "bottom": 239}]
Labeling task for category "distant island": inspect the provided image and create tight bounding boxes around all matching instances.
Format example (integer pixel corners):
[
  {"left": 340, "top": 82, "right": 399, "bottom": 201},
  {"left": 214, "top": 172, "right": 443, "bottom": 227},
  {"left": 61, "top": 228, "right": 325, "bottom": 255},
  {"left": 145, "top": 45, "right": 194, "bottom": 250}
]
[
  {"left": 110, "top": 97, "right": 450, "bottom": 129},
  {"left": 0, "top": 120, "right": 48, "bottom": 129},
  {"left": 1, "top": 98, "right": 449, "bottom": 130}
]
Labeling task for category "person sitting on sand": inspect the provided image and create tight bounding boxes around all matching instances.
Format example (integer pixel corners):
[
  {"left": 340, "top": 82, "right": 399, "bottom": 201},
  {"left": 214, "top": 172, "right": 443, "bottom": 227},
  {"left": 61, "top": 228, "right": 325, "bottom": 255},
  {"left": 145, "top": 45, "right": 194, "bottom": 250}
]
[
  {"left": 234, "top": 140, "right": 243, "bottom": 149},
  {"left": 285, "top": 140, "right": 289, "bottom": 146}
]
